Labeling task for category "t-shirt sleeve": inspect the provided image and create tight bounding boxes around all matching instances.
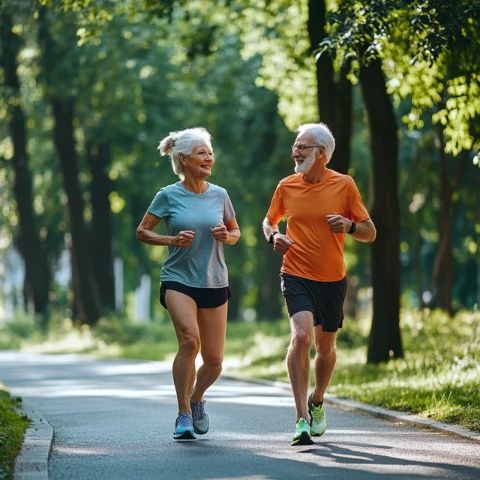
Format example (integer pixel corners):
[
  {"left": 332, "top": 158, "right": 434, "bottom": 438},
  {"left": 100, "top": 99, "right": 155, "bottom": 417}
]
[
  {"left": 147, "top": 189, "right": 169, "bottom": 218},
  {"left": 266, "top": 183, "right": 285, "bottom": 226},
  {"left": 347, "top": 178, "right": 370, "bottom": 223},
  {"left": 223, "top": 190, "right": 236, "bottom": 223}
]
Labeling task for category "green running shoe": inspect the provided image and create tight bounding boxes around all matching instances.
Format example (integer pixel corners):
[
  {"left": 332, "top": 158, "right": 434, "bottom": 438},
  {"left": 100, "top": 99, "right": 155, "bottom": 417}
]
[
  {"left": 291, "top": 417, "right": 314, "bottom": 446},
  {"left": 308, "top": 393, "right": 327, "bottom": 436}
]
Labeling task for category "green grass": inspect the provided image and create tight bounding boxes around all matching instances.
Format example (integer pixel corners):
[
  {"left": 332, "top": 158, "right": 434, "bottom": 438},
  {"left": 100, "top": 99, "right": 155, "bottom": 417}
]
[
  {"left": 0, "top": 387, "right": 30, "bottom": 480},
  {"left": 1, "top": 308, "right": 479, "bottom": 432}
]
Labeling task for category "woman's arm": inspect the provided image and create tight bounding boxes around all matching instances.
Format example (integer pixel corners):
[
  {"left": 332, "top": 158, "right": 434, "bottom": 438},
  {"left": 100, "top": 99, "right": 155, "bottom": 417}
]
[
  {"left": 211, "top": 217, "right": 241, "bottom": 245},
  {"left": 136, "top": 212, "right": 195, "bottom": 247}
]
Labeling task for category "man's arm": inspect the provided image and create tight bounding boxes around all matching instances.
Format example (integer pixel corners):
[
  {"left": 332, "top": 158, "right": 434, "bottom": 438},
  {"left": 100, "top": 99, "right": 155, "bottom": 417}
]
[
  {"left": 351, "top": 219, "right": 376, "bottom": 243},
  {"left": 262, "top": 217, "right": 279, "bottom": 243},
  {"left": 262, "top": 217, "right": 294, "bottom": 254},
  {"left": 326, "top": 215, "right": 376, "bottom": 243}
]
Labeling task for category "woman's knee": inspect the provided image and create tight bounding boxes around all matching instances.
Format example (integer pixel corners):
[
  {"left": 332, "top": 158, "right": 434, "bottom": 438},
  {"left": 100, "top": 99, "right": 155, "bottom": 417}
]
[
  {"left": 202, "top": 352, "right": 223, "bottom": 370},
  {"left": 179, "top": 333, "right": 200, "bottom": 354}
]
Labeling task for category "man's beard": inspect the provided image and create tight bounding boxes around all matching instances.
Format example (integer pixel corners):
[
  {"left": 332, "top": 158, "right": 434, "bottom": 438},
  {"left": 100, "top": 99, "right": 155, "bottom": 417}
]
[{"left": 294, "top": 150, "right": 316, "bottom": 173}]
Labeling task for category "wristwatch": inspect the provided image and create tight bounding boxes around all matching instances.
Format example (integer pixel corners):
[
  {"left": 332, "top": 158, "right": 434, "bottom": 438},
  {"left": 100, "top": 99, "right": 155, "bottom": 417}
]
[
  {"left": 269, "top": 231, "right": 280, "bottom": 244},
  {"left": 348, "top": 221, "right": 356, "bottom": 234}
]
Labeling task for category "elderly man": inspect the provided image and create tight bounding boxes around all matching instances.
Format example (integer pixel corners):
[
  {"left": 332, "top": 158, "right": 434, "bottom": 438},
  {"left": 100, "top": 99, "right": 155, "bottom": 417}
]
[{"left": 263, "top": 122, "right": 376, "bottom": 445}]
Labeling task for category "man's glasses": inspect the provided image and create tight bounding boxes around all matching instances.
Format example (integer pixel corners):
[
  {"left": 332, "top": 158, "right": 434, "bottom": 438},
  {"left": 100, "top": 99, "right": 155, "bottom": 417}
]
[{"left": 291, "top": 144, "right": 323, "bottom": 153}]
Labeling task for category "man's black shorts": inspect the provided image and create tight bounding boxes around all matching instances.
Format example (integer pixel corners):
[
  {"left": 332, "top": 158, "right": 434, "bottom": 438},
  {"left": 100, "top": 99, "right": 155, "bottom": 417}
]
[
  {"left": 160, "top": 281, "right": 231, "bottom": 309},
  {"left": 280, "top": 273, "right": 347, "bottom": 332}
]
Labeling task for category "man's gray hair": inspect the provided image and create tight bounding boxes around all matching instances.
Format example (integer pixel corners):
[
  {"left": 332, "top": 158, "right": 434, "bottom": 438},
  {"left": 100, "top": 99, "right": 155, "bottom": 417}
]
[
  {"left": 297, "top": 123, "right": 335, "bottom": 163},
  {"left": 158, "top": 127, "right": 212, "bottom": 178}
]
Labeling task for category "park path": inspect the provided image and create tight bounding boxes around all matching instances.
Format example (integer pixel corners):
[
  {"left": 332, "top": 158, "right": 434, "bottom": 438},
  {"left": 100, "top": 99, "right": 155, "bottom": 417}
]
[{"left": 1, "top": 351, "right": 479, "bottom": 480}]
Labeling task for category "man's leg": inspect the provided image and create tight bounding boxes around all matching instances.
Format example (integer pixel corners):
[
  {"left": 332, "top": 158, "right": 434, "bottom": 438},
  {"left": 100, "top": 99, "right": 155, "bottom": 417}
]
[
  {"left": 287, "top": 311, "right": 313, "bottom": 420},
  {"left": 312, "top": 328, "right": 337, "bottom": 404}
]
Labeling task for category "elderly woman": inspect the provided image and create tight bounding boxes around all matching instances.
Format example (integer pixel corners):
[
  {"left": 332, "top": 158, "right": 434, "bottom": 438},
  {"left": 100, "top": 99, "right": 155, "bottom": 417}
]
[{"left": 136, "top": 127, "right": 240, "bottom": 440}]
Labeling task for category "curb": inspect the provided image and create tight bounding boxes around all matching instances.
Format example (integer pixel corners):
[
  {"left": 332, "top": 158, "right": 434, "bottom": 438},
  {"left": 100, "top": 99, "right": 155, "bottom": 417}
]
[
  {"left": 324, "top": 395, "right": 480, "bottom": 444},
  {"left": 224, "top": 374, "right": 480, "bottom": 444},
  {"left": 13, "top": 402, "right": 53, "bottom": 480}
]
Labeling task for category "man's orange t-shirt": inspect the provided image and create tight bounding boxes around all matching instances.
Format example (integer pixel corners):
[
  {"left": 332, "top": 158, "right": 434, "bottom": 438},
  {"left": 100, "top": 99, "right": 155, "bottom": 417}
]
[{"left": 266, "top": 169, "right": 371, "bottom": 282}]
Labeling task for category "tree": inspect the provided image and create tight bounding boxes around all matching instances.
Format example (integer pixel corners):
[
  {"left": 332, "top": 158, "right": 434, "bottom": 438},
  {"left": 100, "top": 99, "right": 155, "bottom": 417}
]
[
  {"left": 37, "top": 7, "right": 102, "bottom": 324},
  {"left": 308, "top": 0, "right": 352, "bottom": 173},
  {"left": 0, "top": 9, "right": 51, "bottom": 319},
  {"left": 359, "top": 58, "right": 402, "bottom": 362}
]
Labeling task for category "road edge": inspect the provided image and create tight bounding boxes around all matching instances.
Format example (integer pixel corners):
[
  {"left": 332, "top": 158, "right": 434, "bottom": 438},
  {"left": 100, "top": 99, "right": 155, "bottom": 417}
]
[
  {"left": 13, "top": 401, "right": 53, "bottom": 480},
  {"left": 223, "top": 374, "right": 480, "bottom": 444}
]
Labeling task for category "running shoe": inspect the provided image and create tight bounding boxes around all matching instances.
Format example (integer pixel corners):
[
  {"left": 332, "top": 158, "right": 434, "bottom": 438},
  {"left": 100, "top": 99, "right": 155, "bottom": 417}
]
[
  {"left": 173, "top": 412, "right": 195, "bottom": 440},
  {"left": 308, "top": 393, "right": 327, "bottom": 436},
  {"left": 291, "top": 417, "right": 314, "bottom": 446},
  {"left": 190, "top": 399, "right": 209, "bottom": 435}
]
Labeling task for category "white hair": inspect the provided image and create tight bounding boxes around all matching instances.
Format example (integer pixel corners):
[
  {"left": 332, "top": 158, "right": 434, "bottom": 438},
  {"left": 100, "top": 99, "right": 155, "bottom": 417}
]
[
  {"left": 158, "top": 127, "right": 212, "bottom": 178},
  {"left": 297, "top": 122, "right": 335, "bottom": 163}
]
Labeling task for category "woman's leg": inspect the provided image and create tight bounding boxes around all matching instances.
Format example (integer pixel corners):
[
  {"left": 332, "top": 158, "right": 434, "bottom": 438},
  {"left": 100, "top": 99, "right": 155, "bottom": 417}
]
[
  {"left": 191, "top": 301, "right": 228, "bottom": 401},
  {"left": 165, "top": 290, "right": 199, "bottom": 413}
]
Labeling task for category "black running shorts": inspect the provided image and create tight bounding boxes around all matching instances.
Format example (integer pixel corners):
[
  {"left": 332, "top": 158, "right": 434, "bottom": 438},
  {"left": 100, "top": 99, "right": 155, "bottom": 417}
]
[
  {"left": 280, "top": 273, "right": 347, "bottom": 332},
  {"left": 160, "top": 281, "right": 231, "bottom": 309}
]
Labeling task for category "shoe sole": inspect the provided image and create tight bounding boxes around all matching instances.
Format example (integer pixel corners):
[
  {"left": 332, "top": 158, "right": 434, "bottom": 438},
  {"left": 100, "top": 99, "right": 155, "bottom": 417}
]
[
  {"left": 291, "top": 431, "right": 314, "bottom": 446},
  {"left": 173, "top": 430, "right": 196, "bottom": 440},
  {"left": 193, "top": 426, "right": 209, "bottom": 435}
]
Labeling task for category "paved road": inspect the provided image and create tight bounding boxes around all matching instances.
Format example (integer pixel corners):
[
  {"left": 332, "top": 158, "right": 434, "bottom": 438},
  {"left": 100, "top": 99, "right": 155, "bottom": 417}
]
[{"left": 1, "top": 351, "right": 479, "bottom": 480}]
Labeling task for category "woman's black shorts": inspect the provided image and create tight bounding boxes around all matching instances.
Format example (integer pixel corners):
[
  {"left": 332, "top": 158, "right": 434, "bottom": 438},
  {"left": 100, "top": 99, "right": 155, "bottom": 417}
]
[
  {"left": 281, "top": 273, "right": 347, "bottom": 332},
  {"left": 160, "top": 281, "right": 231, "bottom": 309}
]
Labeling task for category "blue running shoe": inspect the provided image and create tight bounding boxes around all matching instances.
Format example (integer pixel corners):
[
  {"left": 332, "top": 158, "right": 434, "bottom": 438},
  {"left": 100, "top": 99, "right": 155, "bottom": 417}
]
[
  {"left": 173, "top": 412, "right": 195, "bottom": 440},
  {"left": 191, "top": 399, "right": 209, "bottom": 435}
]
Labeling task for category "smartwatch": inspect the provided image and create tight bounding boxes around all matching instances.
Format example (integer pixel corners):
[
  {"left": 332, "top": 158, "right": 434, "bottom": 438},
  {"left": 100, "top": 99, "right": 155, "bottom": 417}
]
[{"left": 269, "top": 231, "right": 279, "bottom": 244}]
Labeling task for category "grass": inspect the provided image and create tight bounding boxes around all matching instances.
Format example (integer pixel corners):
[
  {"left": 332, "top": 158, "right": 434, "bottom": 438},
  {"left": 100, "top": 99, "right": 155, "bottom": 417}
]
[
  {"left": 0, "top": 308, "right": 479, "bottom": 433},
  {"left": 0, "top": 387, "right": 30, "bottom": 480}
]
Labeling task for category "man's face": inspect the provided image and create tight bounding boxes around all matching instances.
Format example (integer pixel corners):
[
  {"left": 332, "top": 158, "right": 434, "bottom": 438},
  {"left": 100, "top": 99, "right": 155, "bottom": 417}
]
[
  {"left": 293, "top": 148, "right": 316, "bottom": 173},
  {"left": 291, "top": 134, "right": 321, "bottom": 173}
]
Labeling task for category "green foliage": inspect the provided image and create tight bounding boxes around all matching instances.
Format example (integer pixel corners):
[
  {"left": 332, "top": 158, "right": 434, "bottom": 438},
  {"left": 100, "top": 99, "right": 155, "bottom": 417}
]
[
  {"left": 0, "top": 388, "right": 29, "bottom": 480},
  {"left": 319, "top": 0, "right": 480, "bottom": 155}
]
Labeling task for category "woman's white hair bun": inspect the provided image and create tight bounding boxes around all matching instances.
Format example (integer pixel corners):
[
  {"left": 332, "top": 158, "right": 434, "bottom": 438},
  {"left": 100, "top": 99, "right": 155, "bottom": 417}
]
[{"left": 158, "top": 136, "right": 176, "bottom": 156}]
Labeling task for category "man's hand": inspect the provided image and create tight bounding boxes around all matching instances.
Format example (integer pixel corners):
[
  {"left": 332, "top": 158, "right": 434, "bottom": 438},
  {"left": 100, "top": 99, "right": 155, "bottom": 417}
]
[
  {"left": 326, "top": 214, "right": 351, "bottom": 234},
  {"left": 273, "top": 233, "right": 294, "bottom": 255}
]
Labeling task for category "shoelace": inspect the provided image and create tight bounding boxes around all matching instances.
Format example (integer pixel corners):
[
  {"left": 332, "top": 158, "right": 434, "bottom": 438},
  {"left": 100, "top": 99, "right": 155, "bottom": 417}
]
[
  {"left": 177, "top": 412, "right": 192, "bottom": 427},
  {"left": 191, "top": 400, "right": 206, "bottom": 419},
  {"left": 310, "top": 404, "right": 324, "bottom": 422}
]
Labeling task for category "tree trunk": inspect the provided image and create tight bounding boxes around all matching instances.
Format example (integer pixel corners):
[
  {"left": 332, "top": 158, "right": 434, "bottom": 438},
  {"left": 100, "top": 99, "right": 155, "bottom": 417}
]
[
  {"left": 87, "top": 141, "right": 115, "bottom": 311},
  {"left": 359, "top": 58, "right": 402, "bottom": 363},
  {"left": 308, "top": 0, "right": 352, "bottom": 174},
  {"left": 51, "top": 98, "right": 101, "bottom": 325},
  {"left": 1, "top": 11, "right": 50, "bottom": 319},
  {"left": 431, "top": 136, "right": 468, "bottom": 314},
  {"left": 37, "top": 8, "right": 101, "bottom": 325}
]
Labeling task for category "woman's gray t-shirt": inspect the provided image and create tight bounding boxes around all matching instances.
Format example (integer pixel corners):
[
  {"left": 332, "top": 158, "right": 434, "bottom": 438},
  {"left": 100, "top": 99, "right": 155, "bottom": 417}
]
[{"left": 147, "top": 181, "right": 236, "bottom": 288}]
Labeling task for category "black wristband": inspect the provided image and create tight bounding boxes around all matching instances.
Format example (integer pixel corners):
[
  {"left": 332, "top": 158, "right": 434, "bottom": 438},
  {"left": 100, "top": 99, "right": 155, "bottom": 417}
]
[
  {"left": 348, "top": 221, "right": 356, "bottom": 234},
  {"left": 269, "top": 231, "right": 279, "bottom": 244}
]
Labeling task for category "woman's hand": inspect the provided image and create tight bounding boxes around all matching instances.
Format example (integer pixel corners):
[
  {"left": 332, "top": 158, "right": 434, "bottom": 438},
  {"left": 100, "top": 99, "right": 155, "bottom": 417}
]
[
  {"left": 211, "top": 224, "right": 228, "bottom": 242},
  {"left": 172, "top": 230, "right": 196, "bottom": 247}
]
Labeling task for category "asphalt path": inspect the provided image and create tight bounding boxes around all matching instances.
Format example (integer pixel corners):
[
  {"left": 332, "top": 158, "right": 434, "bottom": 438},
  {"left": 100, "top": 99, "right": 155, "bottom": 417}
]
[{"left": 1, "top": 351, "right": 479, "bottom": 480}]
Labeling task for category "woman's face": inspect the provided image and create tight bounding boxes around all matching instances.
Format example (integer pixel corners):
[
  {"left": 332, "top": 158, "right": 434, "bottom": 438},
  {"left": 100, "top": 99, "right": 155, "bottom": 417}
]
[{"left": 182, "top": 142, "right": 215, "bottom": 179}]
